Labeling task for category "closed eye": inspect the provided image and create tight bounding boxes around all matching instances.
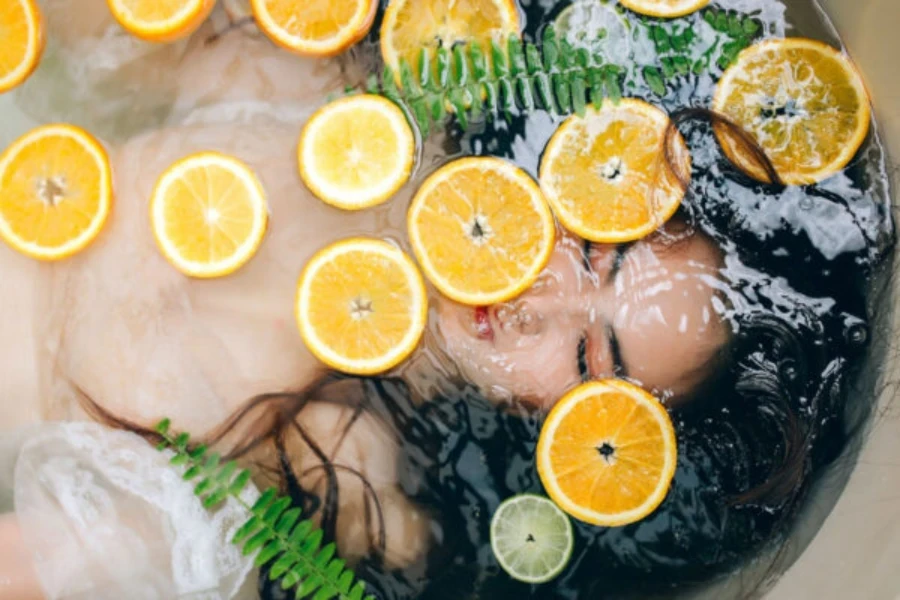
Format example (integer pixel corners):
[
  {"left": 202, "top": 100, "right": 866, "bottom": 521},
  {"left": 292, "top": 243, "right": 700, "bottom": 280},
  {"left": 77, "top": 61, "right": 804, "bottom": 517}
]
[
  {"left": 582, "top": 239, "right": 593, "bottom": 273},
  {"left": 577, "top": 334, "right": 589, "bottom": 382}
]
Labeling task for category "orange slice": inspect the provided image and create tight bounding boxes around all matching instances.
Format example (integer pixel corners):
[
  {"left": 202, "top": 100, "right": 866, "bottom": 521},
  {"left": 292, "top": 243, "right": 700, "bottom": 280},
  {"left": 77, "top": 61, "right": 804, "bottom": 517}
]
[
  {"left": 537, "top": 380, "right": 678, "bottom": 527},
  {"left": 296, "top": 238, "right": 428, "bottom": 375},
  {"left": 251, "top": 0, "right": 377, "bottom": 56},
  {"left": 0, "top": 124, "right": 112, "bottom": 261},
  {"left": 407, "top": 157, "right": 555, "bottom": 306},
  {"left": 106, "top": 0, "right": 215, "bottom": 42},
  {"left": 539, "top": 98, "right": 690, "bottom": 243},
  {"left": 0, "top": 0, "right": 44, "bottom": 93},
  {"left": 150, "top": 152, "right": 269, "bottom": 278},
  {"left": 298, "top": 95, "right": 415, "bottom": 211},
  {"left": 380, "top": 0, "right": 520, "bottom": 75},
  {"left": 618, "top": 0, "right": 709, "bottom": 18},
  {"left": 712, "top": 38, "right": 871, "bottom": 186}
]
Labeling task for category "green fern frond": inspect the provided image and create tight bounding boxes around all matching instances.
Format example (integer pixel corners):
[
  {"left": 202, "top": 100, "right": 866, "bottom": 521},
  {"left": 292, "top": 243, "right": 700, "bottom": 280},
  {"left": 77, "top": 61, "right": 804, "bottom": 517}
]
[
  {"left": 367, "top": 8, "right": 762, "bottom": 136},
  {"left": 155, "top": 419, "right": 374, "bottom": 600}
]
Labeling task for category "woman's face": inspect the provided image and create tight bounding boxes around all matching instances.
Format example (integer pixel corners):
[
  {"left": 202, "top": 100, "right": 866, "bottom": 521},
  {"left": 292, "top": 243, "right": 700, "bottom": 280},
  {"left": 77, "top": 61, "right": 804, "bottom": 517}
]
[{"left": 436, "top": 227, "right": 730, "bottom": 409}]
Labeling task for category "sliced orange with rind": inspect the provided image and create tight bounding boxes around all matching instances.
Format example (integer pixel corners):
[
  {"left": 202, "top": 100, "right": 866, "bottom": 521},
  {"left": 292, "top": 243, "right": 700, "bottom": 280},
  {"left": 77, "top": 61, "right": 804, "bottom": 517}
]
[
  {"left": 251, "top": 0, "right": 377, "bottom": 56},
  {"left": 712, "top": 37, "right": 871, "bottom": 186},
  {"left": 380, "top": 0, "right": 520, "bottom": 76},
  {"left": 106, "top": 0, "right": 216, "bottom": 42},
  {"left": 618, "top": 0, "right": 709, "bottom": 18},
  {"left": 537, "top": 379, "right": 678, "bottom": 527},
  {"left": 150, "top": 152, "right": 269, "bottom": 278},
  {"left": 540, "top": 98, "right": 690, "bottom": 243},
  {"left": 296, "top": 238, "right": 428, "bottom": 375},
  {"left": 407, "top": 157, "right": 555, "bottom": 306},
  {"left": 0, "top": 124, "right": 112, "bottom": 261},
  {"left": 0, "top": 0, "right": 44, "bottom": 94},
  {"left": 299, "top": 95, "right": 415, "bottom": 211}
]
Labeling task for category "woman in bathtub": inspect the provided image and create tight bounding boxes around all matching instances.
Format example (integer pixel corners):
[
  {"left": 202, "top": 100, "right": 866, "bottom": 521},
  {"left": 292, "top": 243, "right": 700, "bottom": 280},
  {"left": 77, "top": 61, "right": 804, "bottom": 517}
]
[{"left": 0, "top": 1, "right": 884, "bottom": 598}]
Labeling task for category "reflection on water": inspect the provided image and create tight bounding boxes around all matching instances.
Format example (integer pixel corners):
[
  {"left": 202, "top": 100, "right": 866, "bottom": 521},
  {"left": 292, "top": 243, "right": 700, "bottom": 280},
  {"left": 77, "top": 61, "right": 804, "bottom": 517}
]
[{"left": 1, "top": 0, "right": 895, "bottom": 599}]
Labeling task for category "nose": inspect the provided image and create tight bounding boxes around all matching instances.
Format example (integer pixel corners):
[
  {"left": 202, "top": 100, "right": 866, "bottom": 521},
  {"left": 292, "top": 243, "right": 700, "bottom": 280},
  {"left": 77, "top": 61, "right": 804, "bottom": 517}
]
[{"left": 494, "top": 300, "right": 545, "bottom": 335}]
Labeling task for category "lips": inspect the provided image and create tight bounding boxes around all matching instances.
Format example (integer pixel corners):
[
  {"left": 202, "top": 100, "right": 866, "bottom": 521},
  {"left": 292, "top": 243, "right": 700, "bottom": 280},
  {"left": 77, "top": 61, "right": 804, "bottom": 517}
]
[{"left": 474, "top": 306, "right": 494, "bottom": 341}]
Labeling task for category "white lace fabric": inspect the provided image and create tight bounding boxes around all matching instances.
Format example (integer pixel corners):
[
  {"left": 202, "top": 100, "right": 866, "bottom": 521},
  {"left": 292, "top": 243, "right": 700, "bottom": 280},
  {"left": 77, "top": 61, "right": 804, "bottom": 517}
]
[{"left": 3, "top": 422, "right": 258, "bottom": 600}]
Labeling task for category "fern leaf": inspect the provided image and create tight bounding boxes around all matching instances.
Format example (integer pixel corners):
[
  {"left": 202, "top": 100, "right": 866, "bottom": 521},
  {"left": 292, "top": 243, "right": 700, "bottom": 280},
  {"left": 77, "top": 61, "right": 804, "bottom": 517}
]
[
  {"left": 325, "top": 559, "right": 345, "bottom": 580},
  {"left": 571, "top": 76, "right": 587, "bottom": 117},
  {"left": 436, "top": 47, "right": 451, "bottom": 87},
  {"left": 491, "top": 39, "right": 509, "bottom": 78},
  {"left": 418, "top": 49, "right": 434, "bottom": 91},
  {"left": 410, "top": 99, "right": 431, "bottom": 138},
  {"left": 155, "top": 420, "right": 372, "bottom": 600},
  {"left": 498, "top": 80, "right": 515, "bottom": 115},
  {"left": 232, "top": 515, "right": 262, "bottom": 545},
  {"left": 276, "top": 508, "right": 303, "bottom": 535},
  {"left": 312, "top": 586, "right": 337, "bottom": 600},
  {"left": 452, "top": 46, "right": 469, "bottom": 86},
  {"left": 446, "top": 91, "right": 467, "bottom": 129},
  {"left": 270, "top": 552, "right": 300, "bottom": 580},
  {"left": 228, "top": 469, "right": 252, "bottom": 495},
  {"left": 314, "top": 543, "right": 336, "bottom": 568},
  {"left": 244, "top": 528, "right": 275, "bottom": 556},
  {"left": 516, "top": 78, "right": 534, "bottom": 112},
  {"left": 155, "top": 418, "right": 172, "bottom": 435},
  {"left": 203, "top": 488, "right": 229, "bottom": 509},
  {"left": 552, "top": 73, "right": 571, "bottom": 113},
  {"left": 470, "top": 43, "right": 488, "bottom": 80},
  {"left": 542, "top": 26, "right": 559, "bottom": 70},
  {"left": 252, "top": 488, "right": 278, "bottom": 515},
  {"left": 337, "top": 570, "right": 354, "bottom": 594},
  {"left": 195, "top": 477, "right": 215, "bottom": 496},
  {"left": 174, "top": 432, "right": 190, "bottom": 450},
  {"left": 288, "top": 519, "right": 314, "bottom": 545},
  {"left": 256, "top": 540, "right": 284, "bottom": 567},
  {"left": 263, "top": 497, "right": 292, "bottom": 523},
  {"left": 643, "top": 66, "right": 666, "bottom": 96},
  {"left": 534, "top": 73, "right": 553, "bottom": 112},
  {"left": 508, "top": 38, "right": 526, "bottom": 76},
  {"left": 525, "top": 44, "right": 541, "bottom": 75}
]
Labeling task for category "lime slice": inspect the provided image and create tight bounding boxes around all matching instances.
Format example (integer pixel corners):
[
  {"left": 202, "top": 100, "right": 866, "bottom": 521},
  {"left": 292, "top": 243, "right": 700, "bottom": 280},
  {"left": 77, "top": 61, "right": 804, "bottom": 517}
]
[
  {"left": 554, "top": 0, "right": 633, "bottom": 64},
  {"left": 490, "top": 494, "right": 574, "bottom": 584}
]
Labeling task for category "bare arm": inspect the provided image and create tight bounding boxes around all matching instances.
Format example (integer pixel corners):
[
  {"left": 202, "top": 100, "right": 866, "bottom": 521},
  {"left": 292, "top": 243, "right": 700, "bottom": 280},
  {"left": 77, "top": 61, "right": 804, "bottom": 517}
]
[
  {"left": 290, "top": 401, "right": 431, "bottom": 569},
  {"left": 0, "top": 514, "right": 44, "bottom": 600}
]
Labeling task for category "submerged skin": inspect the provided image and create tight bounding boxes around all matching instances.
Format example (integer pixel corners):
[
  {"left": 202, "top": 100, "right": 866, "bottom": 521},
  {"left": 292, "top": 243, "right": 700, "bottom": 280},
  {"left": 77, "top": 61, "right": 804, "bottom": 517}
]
[{"left": 0, "top": 0, "right": 729, "bottom": 582}]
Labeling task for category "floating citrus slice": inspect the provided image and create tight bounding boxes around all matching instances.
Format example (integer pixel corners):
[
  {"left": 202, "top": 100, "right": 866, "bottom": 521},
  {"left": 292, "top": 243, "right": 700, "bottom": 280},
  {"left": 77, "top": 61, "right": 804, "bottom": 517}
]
[
  {"left": 150, "top": 152, "right": 269, "bottom": 278},
  {"left": 0, "top": 0, "right": 44, "bottom": 94},
  {"left": 540, "top": 98, "right": 690, "bottom": 243},
  {"left": 380, "top": 0, "right": 520, "bottom": 75},
  {"left": 251, "top": 0, "right": 377, "bottom": 56},
  {"left": 106, "top": 0, "right": 215, "bottom": 42},
  {"left": 537, "top": 380, "right": 678, "bottom": 527},
  {"left": 490, "top": 494, "right": 574, "bottom": 584},
  {"left": 618, "top": 0, "right": 709, "bottom": 18},
  {"left": 0, "top": 124, "right": 112, "bottom": 261},
  {"left": 407, "top": 157, "right": 555, "bottom": 306},
  {"left": 712, "top": 38, "right": 871, "bottom": 186},
  {"left": 296, "top": 238, "right": 427, "bottom": 375},
  {"left": 299, "top": 95, "right": 415, "bottom": 211}
]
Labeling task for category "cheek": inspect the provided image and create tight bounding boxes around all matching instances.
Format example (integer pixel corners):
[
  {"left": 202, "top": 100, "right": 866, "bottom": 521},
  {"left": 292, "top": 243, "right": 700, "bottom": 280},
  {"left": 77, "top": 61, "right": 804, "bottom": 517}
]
[{"left": 469, "top": 338, "right": 581, "bottom": 406}]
